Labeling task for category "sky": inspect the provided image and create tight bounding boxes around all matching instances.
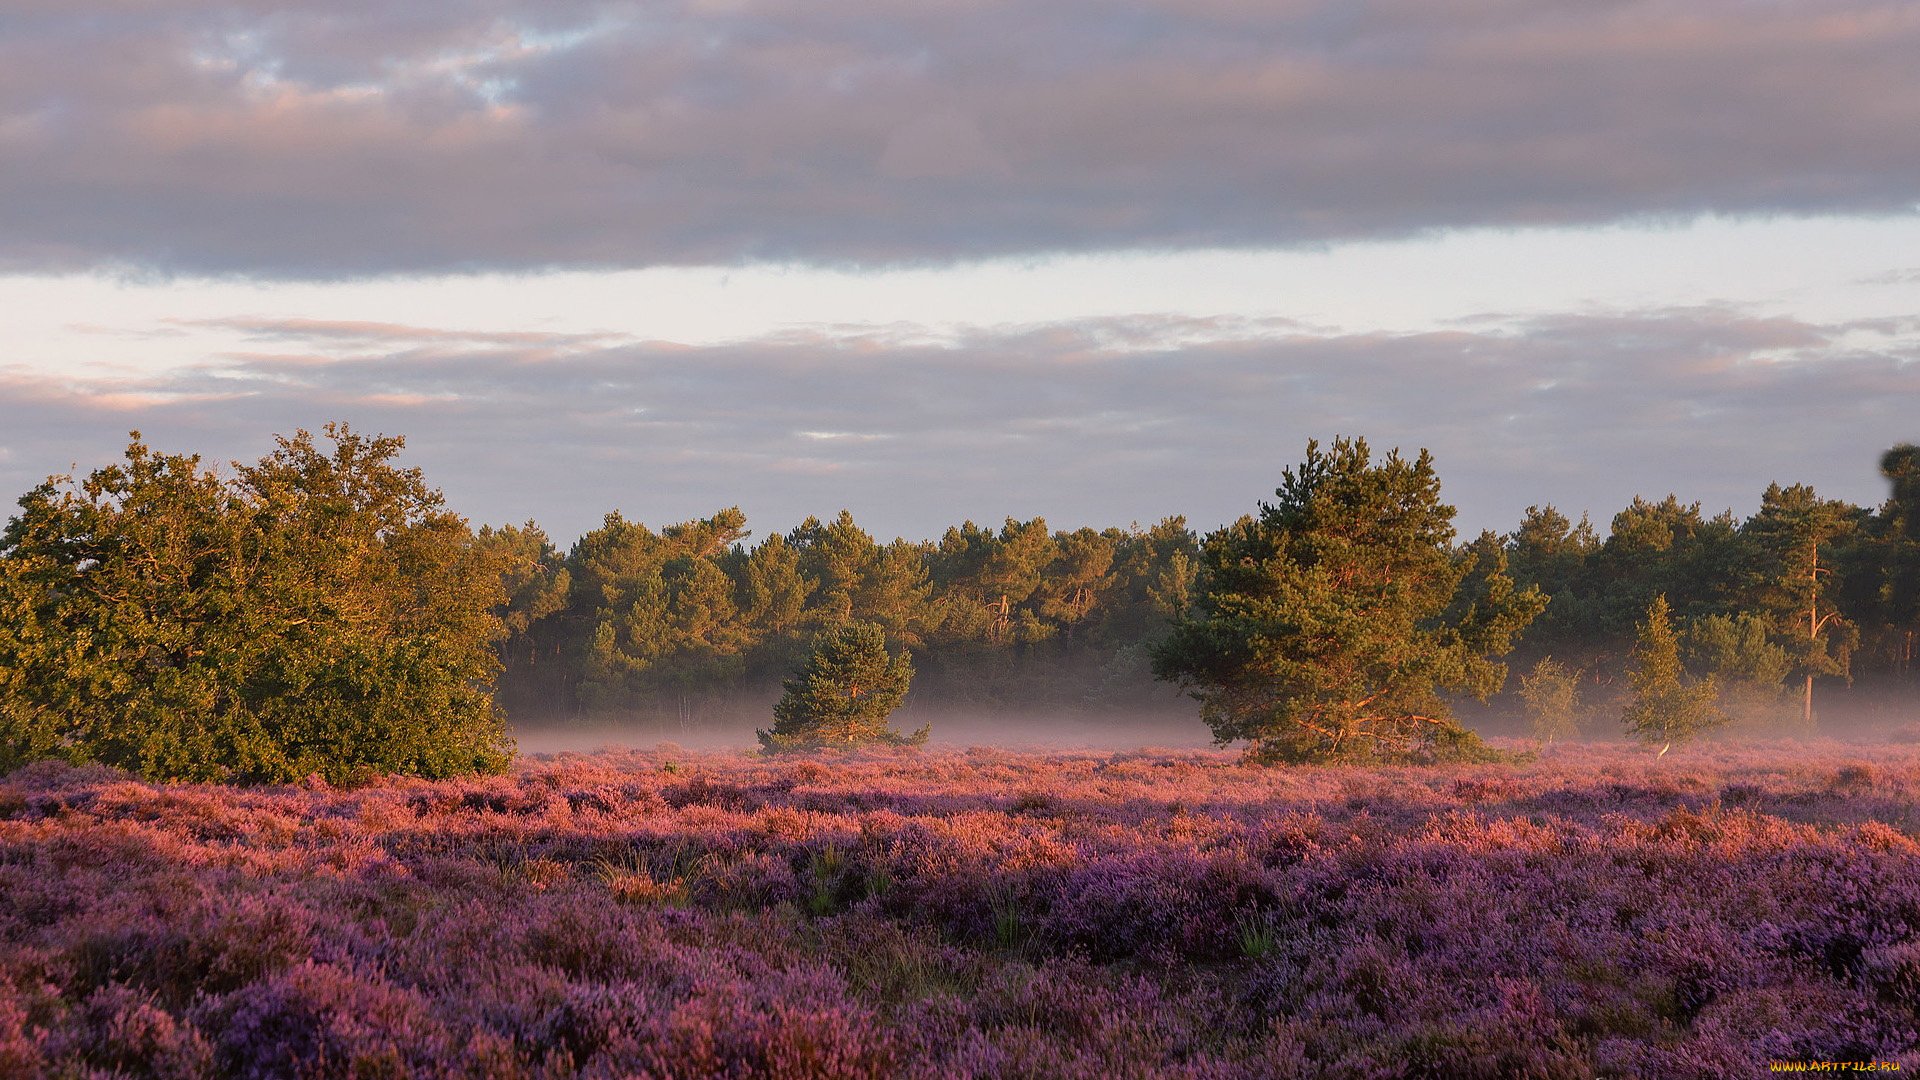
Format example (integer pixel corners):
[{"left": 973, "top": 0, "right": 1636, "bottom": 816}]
[{"left": 3, "top": 0, "right": 1919, "bottom": 544}]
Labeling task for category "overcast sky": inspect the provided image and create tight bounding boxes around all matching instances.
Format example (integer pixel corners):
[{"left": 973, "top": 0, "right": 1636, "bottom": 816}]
[{"left": 4, "top": 0, "right": 1919, "bottom": 542}]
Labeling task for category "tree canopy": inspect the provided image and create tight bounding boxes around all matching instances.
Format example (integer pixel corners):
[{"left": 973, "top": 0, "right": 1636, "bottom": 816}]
[
  {"left": 1151, "top": 438, "right": 1544, "bottom": 763},
  {"left": 0, "top": 427, "right": 514, "bottom": 782}
]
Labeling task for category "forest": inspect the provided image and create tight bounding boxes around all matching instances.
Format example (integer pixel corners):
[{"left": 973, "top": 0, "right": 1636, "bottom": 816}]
[{"left": 480, "top": 445, "right": 1920, "bottom": 737}]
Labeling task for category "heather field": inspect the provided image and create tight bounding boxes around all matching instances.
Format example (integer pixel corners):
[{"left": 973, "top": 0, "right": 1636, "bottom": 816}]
[{"left": 2, "top": 743, "right": 1918, "bottom": 1078}]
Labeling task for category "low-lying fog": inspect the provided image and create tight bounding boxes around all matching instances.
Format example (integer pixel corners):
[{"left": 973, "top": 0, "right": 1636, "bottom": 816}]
[
  {"left": 508, "top": 691, "right": 1920, "bottom": 757},
  {"left": 510, "top": 705, "right": 1218, "bottom": 755}
]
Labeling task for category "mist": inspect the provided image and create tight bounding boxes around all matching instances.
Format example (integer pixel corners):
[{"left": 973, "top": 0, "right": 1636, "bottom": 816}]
[
  {"left": 510, "top": 683, "right": 1920, "bottom": 759},
  {"left": 507, "top": 693, "right": 1215, "bottom": 756}
]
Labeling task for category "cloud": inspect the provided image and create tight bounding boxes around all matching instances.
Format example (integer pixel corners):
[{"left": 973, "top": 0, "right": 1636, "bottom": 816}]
[
  {"left": 2, "top": 305, "right": 1913, "bottom": 543},
  {"left": 4, "top": 1, "right": 1920, "bottom": 276},
  {"left": 1860, "top": 268, "right": 1920, "bottom": 286}
]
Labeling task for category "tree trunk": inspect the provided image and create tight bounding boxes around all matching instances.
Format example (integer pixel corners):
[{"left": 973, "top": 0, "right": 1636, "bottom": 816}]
[{"left": 1805, "top": 544, "right": 1817, "bottom": 728}]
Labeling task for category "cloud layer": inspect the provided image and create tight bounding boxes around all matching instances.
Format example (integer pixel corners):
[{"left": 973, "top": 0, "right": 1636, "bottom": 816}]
[
  {"left": 6, "top": 1, "right": 1920, "bottom": 275},
  {"left": 4, "top": 308, "right": 1912, "bottom": 541}
]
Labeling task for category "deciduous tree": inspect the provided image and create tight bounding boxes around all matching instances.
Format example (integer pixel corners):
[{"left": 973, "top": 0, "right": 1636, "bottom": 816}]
[
  {"left": 1622, "top": 595, "right": 1724, "bottom": 753},
  {"left": 0, "top": 427, "right": 513, "bottom": 782},
  {"left": 1518, "top": 658, "right": 1583, "bottom": 745}
]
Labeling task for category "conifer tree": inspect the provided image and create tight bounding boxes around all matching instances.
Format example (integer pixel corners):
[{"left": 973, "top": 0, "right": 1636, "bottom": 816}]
[
  {"left": 759, "top": 622, "right": 924, "bottom": 751},
  {"left": 1741, "top": 483, "right": 1861, "bottom": 727},
  {"left": 1152, "top": 437, "right": 1544, "bottom": 763},
  {"left": 1622, "top": 595, "right": 1724, "bottom": 753}
]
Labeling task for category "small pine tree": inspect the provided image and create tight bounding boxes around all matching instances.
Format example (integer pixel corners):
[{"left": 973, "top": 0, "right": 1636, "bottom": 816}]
[
  {"left": 1518, "top": 657, "right": 1582, "bottom": 745},
  {"left": 1622, "top": 595, "right": 1724, "bottom": 754},
  {"left": 759, "top": 622, "right": 925, "bottom": 752}
]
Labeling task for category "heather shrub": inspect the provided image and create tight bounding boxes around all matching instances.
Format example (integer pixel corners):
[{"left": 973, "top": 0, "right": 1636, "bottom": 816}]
[
  {"left": 53, "top": 984, "right": 215, "bottom": 1080},
  {"left": 1833, "top": 762, "right": 1877, "bottom": 792},
  {"left": 0, "top": 985, "right": 44, "bottom": 1078},
  {"left": 1, "top": 745, "right": 1918, "bottom": 1075},
  {"left": 698, "top": 851, "right": 805, "bottom": 910},
  {"left": 59, "top": 889, "right": 318, "bottom": 1007},
  {"left": 198, "top": 962, "right": 445, "bottom": 1079},
  {"left": 829, "top": 918, "right": 979, "bottom": 1006}
]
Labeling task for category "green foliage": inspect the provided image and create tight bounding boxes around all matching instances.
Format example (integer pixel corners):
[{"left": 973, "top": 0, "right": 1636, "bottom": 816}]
[
  {"left": 1682, "top": 612, "right": 1796, "bottom": 728},
  {"left": 1236, "top": 913, "right": 1278, "bottom": 960},
  {"left": 1622, "top": 596, "right": 1725, "bottom": 751},
  {"left": 86, "top": 429, "right": 1899, "bottom": 730},
  {"left": 0, "top": 427, "right": 513, "bottom": 782},
  {"left": 473, "top": 522, "right": 570, "bottom": 716},
  {"left": 489, "top": 497, "right": 1207, "bottom": 719},
  {"left": 1504, "top": 505, "right": 1601, "bottom": 647},
  {"left": 1518, "top": 657, "right": 1583, "bottom": 745},
  {"left": 1741, "top": 484, "right": 1863, "bottom": 727},
  {"left": 1151, "top": 437, "right": 1545, "bottom": 764},
  {"left": 1592, "top": 496, "right": 1746, "bottom": 633},
  {"left": 552, "top": 507, "right": 757, "bottom": 712},
  {"left": 759, "top": 622, "right": 924, "bottom": 752},
  {"left": 1684, "top": 612, "right": 1792, "bottom": 687}
]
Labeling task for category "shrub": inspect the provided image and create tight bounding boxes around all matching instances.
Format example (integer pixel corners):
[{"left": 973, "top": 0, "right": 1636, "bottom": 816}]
[{"left": 1518, "top": 658, "right": 1583, "bottom": 745}]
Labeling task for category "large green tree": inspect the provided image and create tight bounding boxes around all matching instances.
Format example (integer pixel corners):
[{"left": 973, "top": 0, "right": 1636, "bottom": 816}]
[
  {"left": 1504, "top": 504, "right": 1601, "bottom": 648},
  {"left": 0, "top": 426, "right": 514, "bottom": 782},
  {"left": 1153, "top": 438, "right": 1545, "bottom": 763},
  {"left": 1739, "top": 483, "right": 1864, "bottom": 726}
]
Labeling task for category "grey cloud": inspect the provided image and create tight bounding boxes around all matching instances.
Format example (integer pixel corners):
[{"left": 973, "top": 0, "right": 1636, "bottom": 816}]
[
  {"left": 2, "top": 306, "right": 1913, "bottom": 543},
  {"left": 1860, "top": 268, "right": 1920, "bottom": 286},
  {"left": 4, "top": 1, "right": 1920, "bottom": 275}
]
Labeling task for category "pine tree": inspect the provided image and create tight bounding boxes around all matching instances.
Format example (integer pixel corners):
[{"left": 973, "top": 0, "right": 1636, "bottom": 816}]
[
  {"left": 1152, "top": 437, "right": 1545, "bottom": 764},
  {"left": 1622, "top": 595, "right": 1724, "bottom": 753},
  {"left": 759, "top": 622, "right": 924, "bottom": 751},
  {"left": 1740, "top": 483, "right": 1862, "bottom": 727}
]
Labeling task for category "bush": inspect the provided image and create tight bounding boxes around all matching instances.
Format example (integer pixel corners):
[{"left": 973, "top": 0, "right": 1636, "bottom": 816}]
[
  {"left": 759, "top": 623, "right": 925, "bottom": 751},
  {"left": 1518, "top": 658, "right": 1583, "bottom": 745},
  {"left": 0, "top": 426, "right": 514, "bottom": 782}
]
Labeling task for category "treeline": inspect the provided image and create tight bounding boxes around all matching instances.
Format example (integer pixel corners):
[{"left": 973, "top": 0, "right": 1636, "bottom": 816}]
[
  {"left": 1500, "top": 449, "right": 1920, "bottom": 728},
  {"left": 7, "top": 424, "right": 1919, "bottom": 786},
  {"left": 482, "top": 446, "right": 1920, "bottom": 729},
  {"left": 478, "top": 510, "right": 1200, "bottom": 720}
]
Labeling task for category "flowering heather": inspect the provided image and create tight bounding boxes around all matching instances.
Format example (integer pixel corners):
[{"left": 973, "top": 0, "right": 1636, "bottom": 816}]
[{"left": 1, "top": 741, "right": 1917, "bottom": 1077}]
